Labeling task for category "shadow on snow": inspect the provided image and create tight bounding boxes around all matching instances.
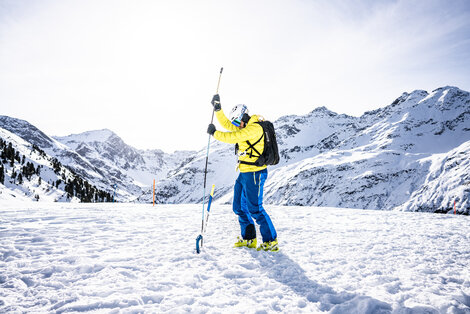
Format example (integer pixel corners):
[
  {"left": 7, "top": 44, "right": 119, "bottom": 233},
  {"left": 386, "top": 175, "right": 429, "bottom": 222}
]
[{"left": 250, "top": 250, "right": 393, "bottom": 313}]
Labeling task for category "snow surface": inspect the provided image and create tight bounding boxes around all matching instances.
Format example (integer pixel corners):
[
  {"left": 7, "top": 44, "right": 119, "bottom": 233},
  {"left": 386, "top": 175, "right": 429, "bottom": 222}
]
[{"left": 1, "top": 203, "right": 469, "bottom": 313}]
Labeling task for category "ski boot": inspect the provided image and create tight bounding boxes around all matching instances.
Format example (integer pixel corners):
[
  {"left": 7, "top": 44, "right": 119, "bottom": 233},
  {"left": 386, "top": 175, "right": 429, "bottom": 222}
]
[
  {"left": 257, "top": 238, "right": 279, "bottom": 252},
  {"left": 233, "top": 236, "right": 257, "bottom": 249}
]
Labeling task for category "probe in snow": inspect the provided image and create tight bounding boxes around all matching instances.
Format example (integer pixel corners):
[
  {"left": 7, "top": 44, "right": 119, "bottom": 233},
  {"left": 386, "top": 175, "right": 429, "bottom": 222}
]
[
  {"left": 196, "top": 67, "right": 223, "bottom": 254},
  {"left": 196, "top": 184, "right": 215, "bottom": 254}
]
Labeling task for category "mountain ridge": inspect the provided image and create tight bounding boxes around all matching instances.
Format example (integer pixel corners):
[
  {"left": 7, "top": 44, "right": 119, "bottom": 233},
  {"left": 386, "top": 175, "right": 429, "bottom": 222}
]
[
  {"left": 146, "top": 86, "right": 470, "bottom": 213},
  {"left": 1, "top": 86, "right": 469, "bottom": 213}
]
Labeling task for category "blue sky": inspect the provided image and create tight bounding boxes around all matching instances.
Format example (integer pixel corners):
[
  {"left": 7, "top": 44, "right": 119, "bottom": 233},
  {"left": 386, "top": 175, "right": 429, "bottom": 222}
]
[{"left": 1, "top": 0, "right": 470, "bottom": 152}]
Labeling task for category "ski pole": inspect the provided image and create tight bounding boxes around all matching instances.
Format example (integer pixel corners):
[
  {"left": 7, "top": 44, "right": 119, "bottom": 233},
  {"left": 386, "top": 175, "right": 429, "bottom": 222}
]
[
  {"left": 196, "top": 67, "right": 223, "bottom": 254},
  {"left": 203, "top": 67, "right": 223, "bottom": 190},
  {"left": 203, "top": 184, "right": 215, "bottom": 234},
  {"left": 196, "top": 184, "right": 215, "bottom": 254}
]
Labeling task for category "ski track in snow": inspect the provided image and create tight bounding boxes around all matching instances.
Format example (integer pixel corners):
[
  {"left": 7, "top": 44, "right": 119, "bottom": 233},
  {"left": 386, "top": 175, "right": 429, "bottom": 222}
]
[{"left": 0, "top": 202, "right": 469, "bottom": 313}]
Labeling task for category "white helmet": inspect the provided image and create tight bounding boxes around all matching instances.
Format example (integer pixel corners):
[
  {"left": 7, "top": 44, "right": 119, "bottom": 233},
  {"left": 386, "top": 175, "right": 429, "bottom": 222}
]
[{"left": 229, "top": 104, "right": 249, "bottom": 127}]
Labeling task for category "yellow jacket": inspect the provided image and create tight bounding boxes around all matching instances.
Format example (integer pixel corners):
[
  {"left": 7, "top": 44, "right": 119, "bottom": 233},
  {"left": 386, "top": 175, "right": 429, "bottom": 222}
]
[{"left": 213, "top": 109, "right": 267, "bottom": 173}]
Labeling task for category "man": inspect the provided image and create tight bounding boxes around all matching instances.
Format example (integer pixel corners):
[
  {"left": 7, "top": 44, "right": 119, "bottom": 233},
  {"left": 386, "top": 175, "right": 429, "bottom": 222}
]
[{"left": 207, "top": 94, "right": 278, "bottom": 252}]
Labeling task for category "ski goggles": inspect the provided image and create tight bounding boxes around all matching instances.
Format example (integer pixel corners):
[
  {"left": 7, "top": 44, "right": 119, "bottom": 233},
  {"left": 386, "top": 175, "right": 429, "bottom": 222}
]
[
  {"left": 231, "top": 117, "right": 242, "bottom": 127},
  {"left": 230, "top": 105, "right": 247, "bottom": 127}
]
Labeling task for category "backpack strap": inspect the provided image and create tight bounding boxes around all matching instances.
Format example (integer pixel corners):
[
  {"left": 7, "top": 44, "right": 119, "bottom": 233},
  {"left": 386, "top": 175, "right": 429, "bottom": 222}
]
[
  {"left": 238, "top": 133, "right": 264, "bottom": 165},
  {"left": 244, "top": 134, "right": 263, "bottom": 158},
  {"left": 238, "top": 160, "right": 258, "bottom": 165}
]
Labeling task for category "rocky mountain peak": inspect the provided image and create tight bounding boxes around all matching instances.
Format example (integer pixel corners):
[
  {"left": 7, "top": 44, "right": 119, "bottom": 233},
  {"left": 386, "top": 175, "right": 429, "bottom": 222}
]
[
  {"left": 2, "top": 86, "right": 469, "bottom": 213},
  {"left": 309, "top": 106, "right": 337, "bottom": 116},
  {"left": 54, "top": 129, "right": 119, "bottom": 148},
  {"left": 0, "top": 115, "right": 55, "bottom": 149}
]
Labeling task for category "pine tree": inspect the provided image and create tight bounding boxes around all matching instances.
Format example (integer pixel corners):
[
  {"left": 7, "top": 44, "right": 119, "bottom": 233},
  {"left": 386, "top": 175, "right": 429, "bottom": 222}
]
[
  {"left": 5, "top": 142, "right": 15, "bottom": 167},
  {"left": 6, "top": 143, "right": 13, "bottom": 159},
  {"left": 18, "top": 173, "right": 23, "bottom": 185},
  {"left": 23, "top": 162, "right": 35, "bottom": 180},
  {"left": 0, "top": 164, "right": 4, "bottom": 185}
]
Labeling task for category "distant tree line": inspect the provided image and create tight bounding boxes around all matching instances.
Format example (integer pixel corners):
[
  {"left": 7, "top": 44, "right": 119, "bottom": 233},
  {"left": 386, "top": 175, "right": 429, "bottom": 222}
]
[
  {"left": 0, "top": 138, "right": 112, "bottom": 202},
  {"left": 46, "top": 151, "right": 112, "bottom": 202},
  {"left": 1, "top": 138, "right": 16, "bottom": 184},
  {"left": 64, "top": 176, "right": 112, "bottom": 202},
  {"left": 1, "top": 138, "right": 20, "bottom": 167}
]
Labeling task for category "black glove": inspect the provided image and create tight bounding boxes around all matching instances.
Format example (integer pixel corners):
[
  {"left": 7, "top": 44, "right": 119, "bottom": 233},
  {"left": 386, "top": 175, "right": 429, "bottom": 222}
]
[
  {"left": 211, "top": 94, "right": 221, "bottom": 111},
  {"left": 207, "top": 124, "right": 216, "bottom": 135}
]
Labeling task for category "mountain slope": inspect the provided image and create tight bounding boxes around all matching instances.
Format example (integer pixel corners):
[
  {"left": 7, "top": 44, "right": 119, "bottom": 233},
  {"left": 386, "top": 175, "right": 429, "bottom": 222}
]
[
  {"left": 2, "top": 86, "right": 469, "bottom": 213},
  {"left": 138, "top": 106, "right": 360, "bottom": 205},
  {"left": 0, "top": 126, "right": 112, "bottom": 202},
  {"left": 0, "top": 116, "right": 195, "bottom": 201},
  {"left": 54, "top": 130, "right": 194, "bottom": 201},
  {"left": 263, "top": 86, "right": 470, "bottom": 213},
  {"left": 148, "top": 86, "right": 470, "bottom": 214},
  {"left": 0, "top": 116, "right": 111, "bottom": 191}
]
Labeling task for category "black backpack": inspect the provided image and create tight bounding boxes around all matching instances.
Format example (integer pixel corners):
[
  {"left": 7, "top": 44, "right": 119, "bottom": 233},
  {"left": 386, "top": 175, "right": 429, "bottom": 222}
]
[{"left": 237, "top": 120, "right": 280, "bottom": 167}]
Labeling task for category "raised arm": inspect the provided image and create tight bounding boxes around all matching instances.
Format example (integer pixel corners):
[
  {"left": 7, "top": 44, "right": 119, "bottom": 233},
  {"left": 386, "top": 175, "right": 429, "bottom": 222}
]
[
  {"left": 215, "top": 109, "right": 239, "bottom": 132},
  {"left": 213, "top": 122, "right": 261, "bottom": 144}
]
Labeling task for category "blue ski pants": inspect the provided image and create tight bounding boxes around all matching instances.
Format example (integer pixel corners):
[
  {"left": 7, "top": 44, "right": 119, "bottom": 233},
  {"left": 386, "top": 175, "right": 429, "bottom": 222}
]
[{"left": 233, "top": 168, "right": 277, "bottom": 243}]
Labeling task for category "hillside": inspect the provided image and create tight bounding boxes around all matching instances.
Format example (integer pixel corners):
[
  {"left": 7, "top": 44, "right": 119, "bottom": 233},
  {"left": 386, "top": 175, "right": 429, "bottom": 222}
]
[
  {"left": 0, "top": 127, "right": 111, "bottom": 202},
  {"left": 54, "top": 130, "right": 193, "bottom": 201},
  {"left": 149, "top": 86, "right": 470, "bottom": 213},
  {"left": 0, "top": 115, "right": 194, "bottom": 202},
  {"left": 1, "top": 86, "right": 469, "bottom": 213}
]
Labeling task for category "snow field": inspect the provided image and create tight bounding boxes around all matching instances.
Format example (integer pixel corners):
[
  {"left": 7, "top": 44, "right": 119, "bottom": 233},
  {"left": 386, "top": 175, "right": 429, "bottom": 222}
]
[{"left": 0, "top": 202, "right": 469, "bottom": 313}]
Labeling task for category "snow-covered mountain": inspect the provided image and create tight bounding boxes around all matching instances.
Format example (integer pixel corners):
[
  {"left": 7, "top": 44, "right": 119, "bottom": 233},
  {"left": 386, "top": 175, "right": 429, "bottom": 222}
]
[
  {"left": 54, "top": 130, "right": 193, "bottom": 201},
  {"left": 0, "top": 116, "right": 195, "bottom": 201},
  {"left": 0, "top": 126, "right": 112, "bottom": 202},
  {"left": 0, "top": 116, "right": 113, "bottom": 193},
  {"left": 147, "top": 86, "right": 470, "bottom": 214},
  {"left": 137, "top": 107, "right": 359, "bottom": 205},
  {"left": 263, "top": 86, "right": 470, "bottom": 213},
  {"left": 1, "top": 86, "right": 469, "bottom": 213}
]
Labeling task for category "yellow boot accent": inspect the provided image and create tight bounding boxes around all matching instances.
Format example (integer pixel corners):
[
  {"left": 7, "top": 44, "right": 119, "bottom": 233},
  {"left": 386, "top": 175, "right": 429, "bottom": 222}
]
[
  {"left": 234, "top": 236, "right": 246, "bottom": 247},
  {"left": 247, "top": 238, "right": 257, "bottom": 249},
  {"left": 257, "top": 238, "right": 279, "bottom": 252},
  {"left": 234, "top": 236, "right": 257, "bottom": 248}
]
